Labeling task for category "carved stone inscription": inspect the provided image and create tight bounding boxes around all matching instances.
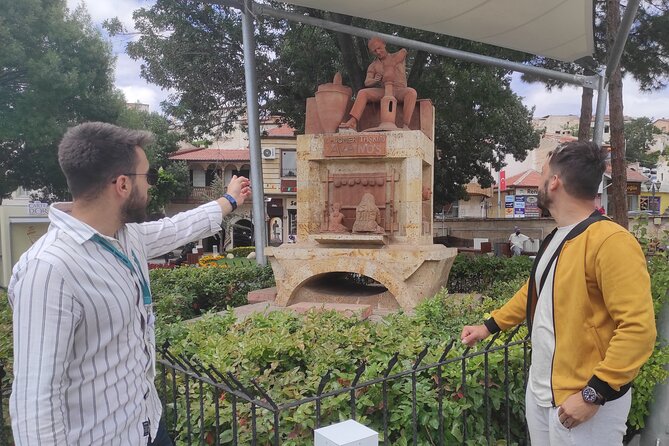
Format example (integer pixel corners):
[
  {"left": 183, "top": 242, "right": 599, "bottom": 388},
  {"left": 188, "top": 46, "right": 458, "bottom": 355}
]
[{"left": 323, "top": 134, "right": 387, "bottom": 157}]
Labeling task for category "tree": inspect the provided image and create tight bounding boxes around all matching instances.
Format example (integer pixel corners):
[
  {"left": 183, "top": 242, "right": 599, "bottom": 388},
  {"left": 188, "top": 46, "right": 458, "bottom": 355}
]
[
  {"left": 0, "top": 0, "right": 126, "bottom": 203},
  {"left": 522, "top": 1, "right": 669, "bottom": 226},
  {"left": 625, "top": 117, "right": 662, "bottom": 166},
  {"left": 114, "top": 2, "right": 540, "bottom": 204},
  {"left": 115, "top": 107, "right": 191, "bottom": 216}
]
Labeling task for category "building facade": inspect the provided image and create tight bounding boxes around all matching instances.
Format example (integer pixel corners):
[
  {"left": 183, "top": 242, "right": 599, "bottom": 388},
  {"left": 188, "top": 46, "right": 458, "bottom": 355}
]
[{"left": 166, "top": 121, "right": 298, "bottom": 251}]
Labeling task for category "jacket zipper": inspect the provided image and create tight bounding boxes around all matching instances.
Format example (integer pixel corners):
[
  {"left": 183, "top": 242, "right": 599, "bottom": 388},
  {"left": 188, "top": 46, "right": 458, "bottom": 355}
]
[{"left": 549, "top": 254, "right": 559, "bottom": 407}]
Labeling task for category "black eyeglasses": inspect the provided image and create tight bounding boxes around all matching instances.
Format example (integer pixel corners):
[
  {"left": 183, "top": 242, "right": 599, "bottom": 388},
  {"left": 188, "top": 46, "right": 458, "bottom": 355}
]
[{"left": 113, "top": 168, "right": 159, "bottom": 186}]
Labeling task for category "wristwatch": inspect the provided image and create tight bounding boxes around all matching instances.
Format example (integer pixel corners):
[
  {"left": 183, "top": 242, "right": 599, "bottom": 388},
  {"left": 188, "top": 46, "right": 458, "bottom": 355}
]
[
  {"left": 581, "top": 386, "right": 606, "bottom": 405},
  {"left": 222, "top": 193, "right": 238, "bottom": 211}
]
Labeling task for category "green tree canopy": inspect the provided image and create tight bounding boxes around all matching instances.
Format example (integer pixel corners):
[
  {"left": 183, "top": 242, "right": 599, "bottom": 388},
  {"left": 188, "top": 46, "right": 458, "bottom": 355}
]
[
  {"left": 112, "top": 2, "right": 541, "bottom": 204},
  {"left": 0, "top": 0, "right": 126, "bottom": 202},
  {"left": 625, "top": 117, "right": 662, "bottom": 167},
  {"left": 115, "top": 107, "right": 191, "bottom": 216}
]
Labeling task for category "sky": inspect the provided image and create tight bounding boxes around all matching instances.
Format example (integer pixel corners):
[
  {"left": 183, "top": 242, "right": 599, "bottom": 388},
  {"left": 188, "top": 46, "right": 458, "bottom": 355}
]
[{"left": 68, "top": 0, "right": 669, "bottom": 121}]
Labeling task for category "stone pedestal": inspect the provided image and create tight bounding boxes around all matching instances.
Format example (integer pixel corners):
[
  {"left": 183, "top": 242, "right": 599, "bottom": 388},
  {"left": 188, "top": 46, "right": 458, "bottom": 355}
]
[
  {"left": 266, "top": 243, "right": 455, "bottom": 312},
  {"left": 267, "top": 126, "right": 457, "bottom": 312}
]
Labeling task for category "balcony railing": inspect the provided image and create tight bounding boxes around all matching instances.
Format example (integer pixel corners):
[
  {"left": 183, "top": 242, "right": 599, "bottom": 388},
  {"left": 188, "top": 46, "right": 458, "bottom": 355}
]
[{"left": 281, "top": 168, "right": 297, "bottom": 178}]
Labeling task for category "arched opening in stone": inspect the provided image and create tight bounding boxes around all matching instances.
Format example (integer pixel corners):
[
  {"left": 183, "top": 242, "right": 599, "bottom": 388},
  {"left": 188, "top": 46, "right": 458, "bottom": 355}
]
[{"left": 291, "top": 272, "right": 399, "bottom": 310}]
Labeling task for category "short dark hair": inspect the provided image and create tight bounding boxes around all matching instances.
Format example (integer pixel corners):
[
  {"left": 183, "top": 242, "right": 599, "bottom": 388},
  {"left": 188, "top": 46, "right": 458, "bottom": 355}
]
[
  {"left": 58, "top": 122, "right": 153, "bottom": 200},
  {"left": 548, "top": 141, "right": 607, "bottom": 200}
]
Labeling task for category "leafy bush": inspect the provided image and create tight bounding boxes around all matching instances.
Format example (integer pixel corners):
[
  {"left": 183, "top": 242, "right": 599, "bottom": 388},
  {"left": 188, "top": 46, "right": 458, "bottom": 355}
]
[
  {"left": 160, "top": 300, "right": 528, "bottom": 445},
  {"left": 0, "top": 290, "right": 13, "bottom": 438},
  {"left": 0, "top": 291, "right": 12, "bottom": 372},
  {"left": 150, "top": 263, "right": 274, "bottom": 321},
  {"left": 447, "top": 255, "right": 532, "bottom": 293},
  {"left": 226, "top": 246, "right": 255, "bottom": 258},
  {"left": 627, "top": 236, "right": 669, "bottom": 434}
]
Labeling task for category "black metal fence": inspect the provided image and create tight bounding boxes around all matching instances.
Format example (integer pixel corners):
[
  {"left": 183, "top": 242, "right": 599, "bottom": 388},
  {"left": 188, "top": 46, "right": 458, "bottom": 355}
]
[{"left": 157, "top": 327, "right": 531, "bottom": 445}]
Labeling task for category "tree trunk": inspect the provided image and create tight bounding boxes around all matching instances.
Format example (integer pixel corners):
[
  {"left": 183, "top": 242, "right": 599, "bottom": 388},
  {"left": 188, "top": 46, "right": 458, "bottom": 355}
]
[
  {"left": 578, "top": 88, "right": 593, "bottom": 141},
  {"left": 328, "top": 14, "right": 365, "bottom": 92},
  {"left": 607, "top": 0, "right": 629, "bottom": 228}
]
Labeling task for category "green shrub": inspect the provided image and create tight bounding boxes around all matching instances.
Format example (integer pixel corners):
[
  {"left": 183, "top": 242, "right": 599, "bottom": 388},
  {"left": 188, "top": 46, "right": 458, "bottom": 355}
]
[
  {"left": 447, "top": 254, "right": 533, "bottom": 293},
  {"left": 0, "top": 290, "right": 13, "bottom": 437},
  {"left": 150, "top": 263, "right": 275, "bottom": 320},
  {"left": 160, "top": 300, "right": 528, "bottom": 445},
  {"left": 226, "top": 246, "right": 255, "bottom": 258},
  {"left": 0, "top": 291, "right": 12, "bottom": 372}
]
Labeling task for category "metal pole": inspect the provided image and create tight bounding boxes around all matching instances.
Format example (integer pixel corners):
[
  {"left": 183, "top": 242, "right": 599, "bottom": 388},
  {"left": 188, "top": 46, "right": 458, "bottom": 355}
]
[
  {"left": 241, "top": 0, "right": 267, "bottom": 265},
  {"left": 206, "top": 0, "right": 600, "bottom": 90},
  {"left": 593, "top": 70, "right": 609, "bottom": 213},
  {"left": 497, "top": 170, "right": 501, "bottom": 218},
  {"left": 605, "top": 0, "right": 641, "bottom": 80},
  {"left": 593, "top": 72, "right": 608, "bottom": 146}
]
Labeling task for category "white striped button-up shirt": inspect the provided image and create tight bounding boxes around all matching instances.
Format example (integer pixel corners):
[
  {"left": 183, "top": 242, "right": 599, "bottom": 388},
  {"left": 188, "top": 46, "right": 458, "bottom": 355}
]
[{"left": 8, "top": 201, "right": 223, "bottom": 445}]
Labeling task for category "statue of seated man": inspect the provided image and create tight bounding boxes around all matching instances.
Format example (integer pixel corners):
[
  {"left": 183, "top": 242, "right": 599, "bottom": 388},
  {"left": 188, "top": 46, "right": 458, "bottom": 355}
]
[
  {"left": 327, "top": 202, "right": 349, "bottom": 232},
  {"left": 341, "top": 37, "right": 418, "bottom": 131}
]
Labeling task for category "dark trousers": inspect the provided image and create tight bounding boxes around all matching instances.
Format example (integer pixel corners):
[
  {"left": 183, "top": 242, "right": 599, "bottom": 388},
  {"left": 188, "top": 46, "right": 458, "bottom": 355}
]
[{"left": 148, "top": 419, "right": 174, "bottom": 446}]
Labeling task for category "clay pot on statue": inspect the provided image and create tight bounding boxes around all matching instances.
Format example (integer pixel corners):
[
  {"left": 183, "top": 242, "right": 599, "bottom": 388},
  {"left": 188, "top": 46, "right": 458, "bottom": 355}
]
[{"left": 315, "top": 72, "right": 352, "bottom": 133}]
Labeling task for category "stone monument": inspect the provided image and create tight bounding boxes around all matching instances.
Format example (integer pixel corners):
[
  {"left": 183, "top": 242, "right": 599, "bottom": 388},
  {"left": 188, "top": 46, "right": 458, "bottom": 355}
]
[{"left": 266, "top": 37, "right": 457, "bottom": 313}]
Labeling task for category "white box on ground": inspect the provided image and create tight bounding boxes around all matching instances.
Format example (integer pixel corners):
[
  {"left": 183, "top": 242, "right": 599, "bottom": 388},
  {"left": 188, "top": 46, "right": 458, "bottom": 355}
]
[
  {"left": 314, "top": 419, "right": 378, "bottom": 446},
  {"left": 473, "top": 238, "right": 488, "bottom": 250}
]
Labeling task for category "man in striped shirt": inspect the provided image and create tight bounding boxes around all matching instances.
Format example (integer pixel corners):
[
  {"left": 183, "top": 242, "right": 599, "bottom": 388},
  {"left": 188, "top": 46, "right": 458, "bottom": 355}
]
[{"left": 8, "top": 122, "right": 251, "bottom": 445}]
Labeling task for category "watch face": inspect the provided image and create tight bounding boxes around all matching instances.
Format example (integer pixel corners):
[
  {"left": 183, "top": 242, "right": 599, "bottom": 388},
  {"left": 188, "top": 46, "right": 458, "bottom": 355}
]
[{"left": 582, "top": 386, "right": 597, "bottom": 403}]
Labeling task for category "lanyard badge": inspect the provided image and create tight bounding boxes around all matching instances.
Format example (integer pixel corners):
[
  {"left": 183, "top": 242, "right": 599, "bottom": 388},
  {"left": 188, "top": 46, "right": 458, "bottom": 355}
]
[{"left": 91, "top": 234, "right": 152, "bottom": 305}]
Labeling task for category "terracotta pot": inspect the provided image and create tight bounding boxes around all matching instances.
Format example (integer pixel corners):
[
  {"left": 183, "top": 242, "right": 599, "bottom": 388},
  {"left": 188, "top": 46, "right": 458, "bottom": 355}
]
[{"left": 315, "top": 72, "right": 352, "bottom": 133}]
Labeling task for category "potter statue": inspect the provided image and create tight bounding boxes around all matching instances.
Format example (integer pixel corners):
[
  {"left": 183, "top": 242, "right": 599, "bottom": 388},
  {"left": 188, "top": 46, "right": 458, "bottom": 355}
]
[
  {"left": 341, "top": 37, "right": 418, "bottom": 131},
  {"left": 352, "top": 193, "right": 385, "bottom": 234},
  {"left": 327, "top": 202, "right": 349, "bottom": 233}
]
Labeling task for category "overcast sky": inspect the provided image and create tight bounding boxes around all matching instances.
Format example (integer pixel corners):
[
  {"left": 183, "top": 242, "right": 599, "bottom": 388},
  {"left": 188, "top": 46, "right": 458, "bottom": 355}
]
[{"left": 68, "top": 0, "right": 669, "bottom": 121}]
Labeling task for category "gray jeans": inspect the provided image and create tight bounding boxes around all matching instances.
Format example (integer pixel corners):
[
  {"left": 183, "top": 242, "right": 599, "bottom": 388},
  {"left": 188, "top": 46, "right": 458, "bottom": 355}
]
[{"left": 525, "top": 385, "right": 631, "bottom": 445}]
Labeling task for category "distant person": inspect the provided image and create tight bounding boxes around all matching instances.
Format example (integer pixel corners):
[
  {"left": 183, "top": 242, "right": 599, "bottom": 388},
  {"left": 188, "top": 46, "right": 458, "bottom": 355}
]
[
  {"left": 8, "top": 122, "right": 251, "bottom": 445},
  {"left": 340, "top": 37, "right": 417, "bottom": 131},
  {"left": 509, "top": 226, "right": 530, "bottom": 256},
  {"left": 461, "top": 141, "right": 656, "bottom": 445}
]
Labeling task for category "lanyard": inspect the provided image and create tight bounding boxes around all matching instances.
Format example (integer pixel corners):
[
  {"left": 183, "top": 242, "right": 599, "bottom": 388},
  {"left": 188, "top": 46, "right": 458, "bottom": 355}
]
[{"left": 91, "top": 234, "right": 152, "bottom": 305}]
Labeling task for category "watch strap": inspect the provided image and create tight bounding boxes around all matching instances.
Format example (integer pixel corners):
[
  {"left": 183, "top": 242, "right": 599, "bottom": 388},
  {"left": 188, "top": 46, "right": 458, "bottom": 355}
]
[{"left": 223, "top": 193, "right": 238, "bottom": 211}]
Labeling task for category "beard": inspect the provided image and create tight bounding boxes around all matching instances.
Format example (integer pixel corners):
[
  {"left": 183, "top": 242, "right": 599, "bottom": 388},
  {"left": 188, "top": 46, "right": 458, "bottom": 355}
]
[
  {"left": 537, "top": 179, "right": 552, "bottom": 213},
  {"left": 121, "top": 188, "right": 148, "bottom": 224}
]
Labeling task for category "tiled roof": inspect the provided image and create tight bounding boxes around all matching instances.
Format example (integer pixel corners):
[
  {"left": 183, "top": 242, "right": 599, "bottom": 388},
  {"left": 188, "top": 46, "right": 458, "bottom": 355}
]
[
  {"left": 504, "top": 169, "right": 543, "bottom": 188},
  {"left": 605, "top": 164, "right": 648, "bottom": 183},
  {"left": 169, "top": 148, "right": 250, "bottom": 161},
  {"left": 465, "top": 182, "right": 493, "bottom": 198},
  {"left": 266, "top": 125, "right": 296, "bottom": 137}
]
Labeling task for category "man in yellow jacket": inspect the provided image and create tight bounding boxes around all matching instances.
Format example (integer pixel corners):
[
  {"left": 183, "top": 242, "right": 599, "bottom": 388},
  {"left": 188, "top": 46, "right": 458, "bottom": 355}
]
[{"left": 461, "top": 140, "right": 656, "bottom": 445}]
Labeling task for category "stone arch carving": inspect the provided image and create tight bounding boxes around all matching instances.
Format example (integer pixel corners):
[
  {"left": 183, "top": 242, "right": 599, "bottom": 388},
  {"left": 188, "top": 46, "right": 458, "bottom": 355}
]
[{"left": 282, "top": 257, "right": 405, "bottom": 308}]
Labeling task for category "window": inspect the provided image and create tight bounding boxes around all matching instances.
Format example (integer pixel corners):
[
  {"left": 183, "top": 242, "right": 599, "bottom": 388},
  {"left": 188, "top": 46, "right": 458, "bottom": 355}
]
[{"left": 282, "top": 150, "right": 297, "bottom": 177}]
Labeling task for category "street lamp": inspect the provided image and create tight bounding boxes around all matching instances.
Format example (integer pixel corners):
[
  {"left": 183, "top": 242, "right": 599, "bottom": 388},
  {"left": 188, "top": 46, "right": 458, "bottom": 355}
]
[{"left": 643, "top": 177, "right": 662, "bottom": 214}]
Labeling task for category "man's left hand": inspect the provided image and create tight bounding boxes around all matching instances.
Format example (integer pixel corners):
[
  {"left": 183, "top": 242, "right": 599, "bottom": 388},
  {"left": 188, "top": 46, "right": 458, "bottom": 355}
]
[{"left": 557, "top": 392, "right": 599, "bottom": 429}]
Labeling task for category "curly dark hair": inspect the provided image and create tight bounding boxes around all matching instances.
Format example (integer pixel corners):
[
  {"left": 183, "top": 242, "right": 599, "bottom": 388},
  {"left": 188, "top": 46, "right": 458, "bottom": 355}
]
[
  {"left": 58, "top": 122, "right": 153, "bottom": 200},
  {"left": 548, "top": 140, "right": 608, "bottom": 200}
]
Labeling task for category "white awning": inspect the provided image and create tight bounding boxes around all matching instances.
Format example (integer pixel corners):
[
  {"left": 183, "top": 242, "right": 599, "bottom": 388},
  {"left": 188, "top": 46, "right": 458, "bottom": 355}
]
[{"left": 280, "top": 0, "right": 594, "bottom": 62}]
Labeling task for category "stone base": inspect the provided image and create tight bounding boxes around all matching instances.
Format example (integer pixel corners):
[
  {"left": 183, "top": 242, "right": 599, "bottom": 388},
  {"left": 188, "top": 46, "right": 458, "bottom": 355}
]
[{"left": 266, "top": 243, "right": 457, "bottom": 312}]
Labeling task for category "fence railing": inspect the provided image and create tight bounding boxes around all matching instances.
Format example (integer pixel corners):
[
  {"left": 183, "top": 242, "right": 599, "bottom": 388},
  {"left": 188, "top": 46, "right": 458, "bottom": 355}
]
[
  {"left": 157, "top": 327, "right": 531, "bottom": 445},
  {"left": 0, "top": 329, "right": 530, "bottom": 445}
]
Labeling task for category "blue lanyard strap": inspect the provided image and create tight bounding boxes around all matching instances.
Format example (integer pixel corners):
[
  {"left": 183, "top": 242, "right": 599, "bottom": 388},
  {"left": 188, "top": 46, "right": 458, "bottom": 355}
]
[{"left": 91, "top": 234, "right": 152, "bottom": 305}]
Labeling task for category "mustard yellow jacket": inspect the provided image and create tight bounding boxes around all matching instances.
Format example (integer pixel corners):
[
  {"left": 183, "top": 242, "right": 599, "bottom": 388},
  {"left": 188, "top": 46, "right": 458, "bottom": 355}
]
[{"left": 485, "top": 216, "right": 656, "bottom": 406}]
